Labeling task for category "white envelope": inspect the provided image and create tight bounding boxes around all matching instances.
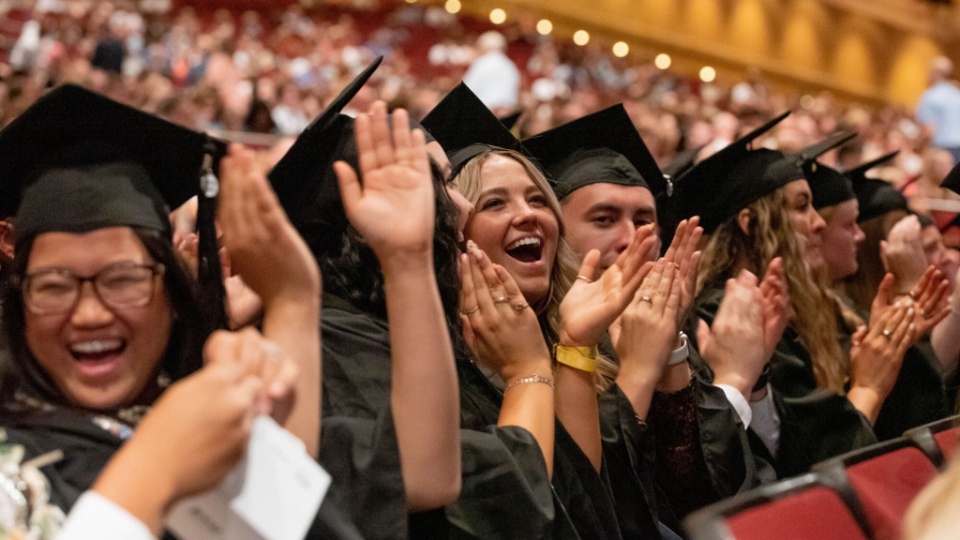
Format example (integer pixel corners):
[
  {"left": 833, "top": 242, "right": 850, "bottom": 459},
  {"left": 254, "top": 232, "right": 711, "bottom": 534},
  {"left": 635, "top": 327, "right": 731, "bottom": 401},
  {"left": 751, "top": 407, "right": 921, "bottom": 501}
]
[{"left": 166, "top": 417, "right": 331, "bottom": 540}]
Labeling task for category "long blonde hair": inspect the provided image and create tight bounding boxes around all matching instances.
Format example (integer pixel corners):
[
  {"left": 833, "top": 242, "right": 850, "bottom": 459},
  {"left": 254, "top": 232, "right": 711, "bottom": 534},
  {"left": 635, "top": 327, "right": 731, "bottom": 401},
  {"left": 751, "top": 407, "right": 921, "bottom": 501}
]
[
  {"left": 698, "top": 188, "right": 848, "bottom": 393},
  {"left": 453, "top": 149, "right": 617, "bottom": 389}
]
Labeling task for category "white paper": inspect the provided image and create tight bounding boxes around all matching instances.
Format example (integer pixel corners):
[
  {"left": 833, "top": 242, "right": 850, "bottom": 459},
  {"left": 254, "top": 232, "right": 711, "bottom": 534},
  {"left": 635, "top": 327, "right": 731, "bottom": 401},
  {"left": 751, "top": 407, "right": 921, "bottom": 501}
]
[{"left": 166, "top": 417, "right": 330, "bottom": 540}]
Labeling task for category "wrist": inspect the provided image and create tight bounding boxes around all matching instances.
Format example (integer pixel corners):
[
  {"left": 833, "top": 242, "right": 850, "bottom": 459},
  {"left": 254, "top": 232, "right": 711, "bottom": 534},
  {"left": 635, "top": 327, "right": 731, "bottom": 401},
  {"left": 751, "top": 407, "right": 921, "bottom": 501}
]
[
  {"left": 655, "top": 362, "right": 691, "bottom": 393},
  {"left": 847, "top": 385, "right": 883, "bottom": 424},
  {"left": 713, "top": 372, "right": 754, "bottom": 400},
  {"left": 93, "top": 444, "right": 178, "bottom": 534},
  {"left": 501, "top": 358, "right": 553, "bottom": 386},
  {"left": 377, "top": 247, "right": 434, "bottom": 274},
  {"left": 558, "top": 329, "right": 600, "bottom": 349}
]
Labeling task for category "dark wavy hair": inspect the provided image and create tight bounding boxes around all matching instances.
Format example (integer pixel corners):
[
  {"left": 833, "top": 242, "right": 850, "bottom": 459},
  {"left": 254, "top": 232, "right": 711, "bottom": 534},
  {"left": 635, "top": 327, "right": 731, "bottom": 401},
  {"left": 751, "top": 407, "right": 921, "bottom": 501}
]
[
  {"left": 0, "top": 228, "right": 209, "bottom": 409},
  {"left": 317, "top": 161, "right": 468, "bottom": 359}
]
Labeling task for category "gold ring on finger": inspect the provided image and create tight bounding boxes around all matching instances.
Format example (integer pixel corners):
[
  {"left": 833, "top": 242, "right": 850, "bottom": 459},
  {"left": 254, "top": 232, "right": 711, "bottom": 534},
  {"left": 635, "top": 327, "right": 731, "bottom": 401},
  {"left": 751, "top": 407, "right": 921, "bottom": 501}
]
[
  {"left": 577, "top": 275, "right": 593, "bottom": 283},
  {"left": 674, "top": 263, "right": 681, "bottom": 270},
  {"left": 494, "top": 296, "right": 509, "bottom": 304},
  {"left": 462, "top": 306, "right": 480, "bottom": 315},
  {"left": 513, "top": 302, "right": 530, "bottom": 312},
  {"left": 640, "top": 295, "right": 653, "bottom": 305}
]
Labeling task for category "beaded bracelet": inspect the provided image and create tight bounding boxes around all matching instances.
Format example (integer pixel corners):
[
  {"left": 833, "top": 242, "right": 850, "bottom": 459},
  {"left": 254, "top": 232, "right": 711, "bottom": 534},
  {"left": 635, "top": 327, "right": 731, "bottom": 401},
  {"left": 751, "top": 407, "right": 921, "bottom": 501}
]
[{"left": 505, "top": 373, "right": 555, "bottom": 392}]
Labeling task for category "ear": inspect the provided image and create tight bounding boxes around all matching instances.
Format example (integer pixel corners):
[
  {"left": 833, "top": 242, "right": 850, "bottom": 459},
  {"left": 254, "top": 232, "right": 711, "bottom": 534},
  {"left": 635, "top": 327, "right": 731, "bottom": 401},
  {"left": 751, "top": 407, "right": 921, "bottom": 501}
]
[
  {"left": 0, "top": 221, "right": 14, "bottom": 260},
  {"left": 737, "top": 208, "right": 751, "bottom": 235}
]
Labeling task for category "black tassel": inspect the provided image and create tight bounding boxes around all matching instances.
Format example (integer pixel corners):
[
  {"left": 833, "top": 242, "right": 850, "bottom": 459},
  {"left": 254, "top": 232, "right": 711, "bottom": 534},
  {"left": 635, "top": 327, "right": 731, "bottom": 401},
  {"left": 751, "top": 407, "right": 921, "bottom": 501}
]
[{"left": 196, "top": 140, "right": 228, "bottom": 334}]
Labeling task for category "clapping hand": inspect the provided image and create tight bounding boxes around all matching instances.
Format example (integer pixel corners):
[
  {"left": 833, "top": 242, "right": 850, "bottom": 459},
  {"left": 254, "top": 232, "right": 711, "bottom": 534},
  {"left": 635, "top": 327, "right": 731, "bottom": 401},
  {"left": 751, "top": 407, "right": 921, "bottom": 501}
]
[{"left": 559, "top": 224, "right": 659, "bottom": 348}]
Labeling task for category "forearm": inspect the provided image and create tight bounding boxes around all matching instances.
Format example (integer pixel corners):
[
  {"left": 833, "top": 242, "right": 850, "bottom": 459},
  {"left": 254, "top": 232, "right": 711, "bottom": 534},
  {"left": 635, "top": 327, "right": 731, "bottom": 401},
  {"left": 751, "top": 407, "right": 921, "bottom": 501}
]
[
  {"left": 499, "top": 361, "right": 556, "bottom": 477},
  {"left": 262, "top": 297, "right": 321, "bottom": 457},
  {"left": 92, "top": 444, "right": 177, "bottom": 537},
  {"left": 382, "top": 254, "right": 461, "bottom": 511},
  {"left": 615, "top": 364, "right": 660, "bottom": 420},
  {"left": 931, "top": 308, "right": 960, "bottom": 377},
  {"left": 554, "top": 364, "right": 602, "bottom": 471}
]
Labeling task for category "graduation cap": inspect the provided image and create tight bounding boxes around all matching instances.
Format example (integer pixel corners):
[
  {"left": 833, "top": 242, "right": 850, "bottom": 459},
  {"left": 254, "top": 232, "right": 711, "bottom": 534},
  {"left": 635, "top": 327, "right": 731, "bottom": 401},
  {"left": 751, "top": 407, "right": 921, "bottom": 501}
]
[
  {"left": 662, "top": 145, "right": 704, "bottom": 181},
  {"left": 499, "top": 110, "right": 522, "bottom": 131},
  {"left": 268, "top": 57, "right": 382, "bottom": 254},
  {"left": 790, "top": 132, "right": 858, "bottom": 211},
  {"left": 420, "top": 83, "right": 525, "bottom": 179},
  {"left": 939, "top": 160, "right": 960, "bottom": 196},
  {"left": 522, "top": 105, "right": 668, "bottom": 201},
  {"left": 672, "top": 111, "right": 797, "bottom": 233},
  {"left": 0, "top": 83, "right": 228, "bottom": 330},
  {"left": 843, "top": 151, "right": 907, "bottom": 223}
]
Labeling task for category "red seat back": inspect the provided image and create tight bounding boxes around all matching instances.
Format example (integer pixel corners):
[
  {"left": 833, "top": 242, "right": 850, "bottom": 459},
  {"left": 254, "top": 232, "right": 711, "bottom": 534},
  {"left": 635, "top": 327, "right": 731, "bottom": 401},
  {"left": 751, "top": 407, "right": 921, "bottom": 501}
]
[
  {"left": 725, "top": 486, "right": 869, "bottom": 540},
  {"left": 844, "top": 447, "right": 939, "bottom": 540},
  {"left": 934, "top": 426, "right": 959, "bottom": 462}
]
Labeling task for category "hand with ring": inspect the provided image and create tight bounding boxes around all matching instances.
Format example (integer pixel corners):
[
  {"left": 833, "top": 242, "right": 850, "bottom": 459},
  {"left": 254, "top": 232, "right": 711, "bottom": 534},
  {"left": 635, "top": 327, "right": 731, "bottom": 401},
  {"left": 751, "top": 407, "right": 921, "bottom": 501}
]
[
  {"left": 609, "top": 255, "right": 686, "bottom": 412},
  {"left": 659, "top": 217, "right": 704, "bottom": 329},
  {"left": 558, "top": 223, "right": 659, "bottom": 349},
  {"left": 460, "top": 241, "right": 552, "bottom": 384},
  {"left": 848, "top": 299, "right": 917, "bottom": 424},
  {"left": 870, "top": 268, "right": 952, "bottom": 343}
]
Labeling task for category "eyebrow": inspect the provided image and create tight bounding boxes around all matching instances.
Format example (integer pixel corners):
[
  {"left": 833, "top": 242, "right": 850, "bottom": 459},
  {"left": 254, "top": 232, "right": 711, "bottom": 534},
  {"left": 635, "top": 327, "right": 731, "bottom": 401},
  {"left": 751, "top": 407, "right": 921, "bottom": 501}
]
[
  {"left": 478, "top": 187, "right": 509, "bottom": 199},
  {"left": 587, "top": 204, "right": 656, "bottom": 217}
]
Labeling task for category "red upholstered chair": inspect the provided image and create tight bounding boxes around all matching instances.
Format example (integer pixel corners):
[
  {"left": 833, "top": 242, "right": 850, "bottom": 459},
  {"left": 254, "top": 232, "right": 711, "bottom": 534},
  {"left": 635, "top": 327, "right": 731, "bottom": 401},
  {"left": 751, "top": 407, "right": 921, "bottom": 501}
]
[
  {"left": 813, "top": 438, "right": 940, "bottom": 540},
  {"left": 905, "top": 415, "right": 960, "bottom": 470},
  {"left": 684, "top": 473, "right": 872, "bottom": 540}
]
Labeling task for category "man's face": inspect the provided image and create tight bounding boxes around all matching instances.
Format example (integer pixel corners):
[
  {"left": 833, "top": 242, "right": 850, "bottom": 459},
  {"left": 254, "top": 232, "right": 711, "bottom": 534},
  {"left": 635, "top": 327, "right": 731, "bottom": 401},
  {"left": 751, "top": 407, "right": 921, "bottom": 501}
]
[
  {"left": 561, "top": 183, "right": 657, "bottom": 271},
  {"left": 922, "top": 225, "right": 952, "bottom": 278}
]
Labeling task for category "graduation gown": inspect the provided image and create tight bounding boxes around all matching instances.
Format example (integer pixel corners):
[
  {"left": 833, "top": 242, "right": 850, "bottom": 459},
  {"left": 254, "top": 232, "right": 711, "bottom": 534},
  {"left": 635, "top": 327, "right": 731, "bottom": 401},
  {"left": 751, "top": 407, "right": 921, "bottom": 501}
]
[
  {"left": 320, "top": 293, "right": 624, "bottom": 540},
  {"left": 693, "top": 286, "right": 877, "bottom": 479},
  {"left": 0, "top": 405, "right": 362, "bottom": 540}
]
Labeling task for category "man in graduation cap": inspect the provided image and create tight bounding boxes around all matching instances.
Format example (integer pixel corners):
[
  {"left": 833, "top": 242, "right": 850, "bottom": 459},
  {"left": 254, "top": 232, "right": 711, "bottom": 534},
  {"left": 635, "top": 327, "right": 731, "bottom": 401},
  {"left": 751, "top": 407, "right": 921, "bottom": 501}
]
[{"left": 524, "top": 105, "right": 772, "bottom": 522}]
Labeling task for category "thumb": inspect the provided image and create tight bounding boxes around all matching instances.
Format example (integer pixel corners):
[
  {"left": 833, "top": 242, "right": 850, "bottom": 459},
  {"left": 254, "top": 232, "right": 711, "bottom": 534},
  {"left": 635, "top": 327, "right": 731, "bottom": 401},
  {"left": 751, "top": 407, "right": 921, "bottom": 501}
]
[
  {"left": 696, "top": 318, "right": 712, "bottom": 352},
  {"left": 880, "top": 240, "right": 890, "bottom": 272}
]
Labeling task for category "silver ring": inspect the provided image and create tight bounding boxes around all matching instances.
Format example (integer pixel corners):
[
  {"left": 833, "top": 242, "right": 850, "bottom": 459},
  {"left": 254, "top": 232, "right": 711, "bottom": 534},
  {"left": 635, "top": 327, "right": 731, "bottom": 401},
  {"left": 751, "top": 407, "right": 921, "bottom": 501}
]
[
  {"left": 494, "top": 296, "right": 509, "bottom": 304},
  {"left": 640, "top": 296, "right": 653, "bottom": 304},
  {"left": 513, "top": 302, "right": 530, "bottom": 312},
  {"left": 673, "top": 262, "right": 681, "bottom": 270},
  {"left": 882, "top": 328, "right": 892, "bottom": 339},
  {"left": 462, "top": 306, "right": 480, "bottom": 315},
  {"left": 577, "top": 275, "right": 592, "bottom": 283}
]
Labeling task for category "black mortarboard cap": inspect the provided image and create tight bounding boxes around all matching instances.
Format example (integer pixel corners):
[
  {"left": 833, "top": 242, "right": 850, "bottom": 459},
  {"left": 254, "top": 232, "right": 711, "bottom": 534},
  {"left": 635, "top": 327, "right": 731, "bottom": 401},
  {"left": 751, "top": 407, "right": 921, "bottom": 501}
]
[
  {"left": 943, "top": 160, "right": 960, "bottom": 196},
  {"left": 662, "top": 145, "right": 704, "bottom": 180},
  {"left": 844, "top": 151, "right": 907, "bottom": 223},
  {"left": 522, "top": 105, "right": 668, "bottom": 200},
  {"left": 421, "top": 83, "right": 525, "bottom": 179},
  {"left": 791, "top": 132, "right": 858, "bottom": 210},
  {"left": 672, "top": 111, "right": 798, "bottom": 233},
  {"left": 499, "top": 111, "right": 522, "bottom": 130},
  {"left": 0, "top": 83, "right": 229, "bottom": 341},
  {"left": 0, "top": 84, "right": 225, "bottom": 246},
  {"left": 268, "top": 57, "right": 382, "bottom": 255}
]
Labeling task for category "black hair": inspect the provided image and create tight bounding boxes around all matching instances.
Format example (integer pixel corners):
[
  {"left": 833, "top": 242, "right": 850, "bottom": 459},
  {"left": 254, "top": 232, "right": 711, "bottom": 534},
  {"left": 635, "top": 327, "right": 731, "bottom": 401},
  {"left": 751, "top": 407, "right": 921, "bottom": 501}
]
[
  {"left": 0, "top": 228, "right": 209, "bottom": 410},
  {"left": 317, "top": 160, "right": 469, "bottom": 360}
]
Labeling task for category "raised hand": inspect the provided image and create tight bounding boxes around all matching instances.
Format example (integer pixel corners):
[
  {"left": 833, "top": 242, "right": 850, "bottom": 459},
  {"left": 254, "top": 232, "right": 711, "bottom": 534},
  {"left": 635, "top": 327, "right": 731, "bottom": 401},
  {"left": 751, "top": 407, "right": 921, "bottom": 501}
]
[
  {"left": 461, "top": 241, "right": 552, "bottom": 384},
  {"left": 661, "top": 217, "right": 703, "bottom": 329},
  {"left": 219, "top": 143, "right": 320, "bottom": 308},
  {"left": 334, "top": 101, "right": 435, "bottom": 264},
  {"left": 558, "top": 223, "right": 658, "bottom": 348},
  {"left": 697, "top": 270, "right": 767, "bottom": 399},
  {"left": 759, "top": 258, "right": 791, "bottom": 360},
  {"left": 848, "top": 301, "right": 916, "bottom": 423},
  {"left": 881, "top": 215, "right": 927, "bottom": 295},
  {"left": 871, "top": 267, "right": 951, "bottom": 340}
]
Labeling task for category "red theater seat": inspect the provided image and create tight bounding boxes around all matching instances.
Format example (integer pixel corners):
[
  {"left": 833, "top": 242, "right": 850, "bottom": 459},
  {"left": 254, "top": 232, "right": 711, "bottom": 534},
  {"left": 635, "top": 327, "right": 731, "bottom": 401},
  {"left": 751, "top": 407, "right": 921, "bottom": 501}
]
[
  {"left": 814, "top": 439, "right": 940, "bottom": 540},
  {"left": 905, "top": 415, "right": 960, "bottom": 469},
  {"left": 684, "top": 473, "right": 871, "bottom": 540},
  {"left": 934, "top": 427, "right": 959, "bottom": 462}
]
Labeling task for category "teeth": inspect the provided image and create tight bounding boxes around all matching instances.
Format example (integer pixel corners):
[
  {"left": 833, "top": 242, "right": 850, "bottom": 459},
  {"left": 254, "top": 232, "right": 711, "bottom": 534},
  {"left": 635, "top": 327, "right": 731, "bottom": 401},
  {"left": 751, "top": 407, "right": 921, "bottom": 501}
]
[
  {"left": 506, "top": 237, "right": 541, "bottom": 251},
  {"left": 71, "top": 340, "right": 122, "bottom": 354}
]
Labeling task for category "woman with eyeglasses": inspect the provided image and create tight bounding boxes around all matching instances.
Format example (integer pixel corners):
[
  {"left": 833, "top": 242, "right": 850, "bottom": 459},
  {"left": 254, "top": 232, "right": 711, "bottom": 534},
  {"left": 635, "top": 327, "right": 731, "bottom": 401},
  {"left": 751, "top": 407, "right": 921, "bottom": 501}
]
[{"left": 0, "top": 86, "right": 352, "bottom": 539}]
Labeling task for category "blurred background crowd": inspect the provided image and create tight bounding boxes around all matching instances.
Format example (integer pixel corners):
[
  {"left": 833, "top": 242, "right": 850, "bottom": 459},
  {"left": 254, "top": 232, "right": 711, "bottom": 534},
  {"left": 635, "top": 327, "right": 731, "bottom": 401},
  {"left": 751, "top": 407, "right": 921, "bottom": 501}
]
[{"left": 1, "top": 0, "right": 959, "bottom": 242}]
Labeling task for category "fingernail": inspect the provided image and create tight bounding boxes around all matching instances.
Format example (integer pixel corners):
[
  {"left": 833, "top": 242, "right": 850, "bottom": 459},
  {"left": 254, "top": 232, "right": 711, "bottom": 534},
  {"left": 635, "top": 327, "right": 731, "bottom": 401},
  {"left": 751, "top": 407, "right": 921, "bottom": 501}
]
[
  {"left": 467, "top": 240, "right": 482, "bottom": 260},
  {"left": 908, "top": 308, "right": 915, "bottom": 317},
  {"left": 895, "top": 301, "right": 901, "bottom": 308},
  {"left": 910, "top": 323, "right": 916, "bottom": 331},
  {"left": 906, "top": 298, "right": 913, "bottom": 307}
]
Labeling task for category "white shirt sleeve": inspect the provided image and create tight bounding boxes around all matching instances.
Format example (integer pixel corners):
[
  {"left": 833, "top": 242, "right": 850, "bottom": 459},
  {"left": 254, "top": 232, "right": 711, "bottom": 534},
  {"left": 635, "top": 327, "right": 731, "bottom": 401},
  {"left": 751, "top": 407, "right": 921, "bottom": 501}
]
[
  {"left": 57, "top": 491, "right": 155, "bottom": 540},
  {"left": 715, "top": 384, "right": 753, "bottom": 429},
  {"left": 748, "top": 384, "right": 781, "bottom": 458}
]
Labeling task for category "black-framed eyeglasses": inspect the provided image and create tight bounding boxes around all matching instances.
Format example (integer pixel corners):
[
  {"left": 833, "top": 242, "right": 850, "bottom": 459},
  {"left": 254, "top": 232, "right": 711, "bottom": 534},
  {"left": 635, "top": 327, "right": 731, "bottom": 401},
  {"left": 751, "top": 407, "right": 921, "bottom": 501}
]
[{"left": 20, "top": 262, "right": 166, "bottom": 315}]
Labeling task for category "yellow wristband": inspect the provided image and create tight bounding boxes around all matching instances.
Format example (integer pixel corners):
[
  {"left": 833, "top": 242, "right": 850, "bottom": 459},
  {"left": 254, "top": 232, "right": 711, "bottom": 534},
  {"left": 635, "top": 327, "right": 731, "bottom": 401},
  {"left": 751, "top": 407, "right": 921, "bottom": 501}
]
[{"left": 555, "top": 345, "right": 598, "bottom": 373}]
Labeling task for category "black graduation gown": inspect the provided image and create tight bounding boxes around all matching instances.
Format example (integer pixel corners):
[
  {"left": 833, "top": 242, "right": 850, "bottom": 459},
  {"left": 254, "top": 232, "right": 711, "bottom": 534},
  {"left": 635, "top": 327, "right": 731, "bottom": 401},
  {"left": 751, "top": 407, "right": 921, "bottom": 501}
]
[
  {"left": 693, "top": 286, "right": 877, "bottom": 479},
  {"left": 320, "top": 293, "right": 624, "bottom": 540},
  {"left": 599, "top": 339, "right": 762, "bottom": 532},
  {"left": 0, "top": 406, "right": 362, "bottom": 540}
]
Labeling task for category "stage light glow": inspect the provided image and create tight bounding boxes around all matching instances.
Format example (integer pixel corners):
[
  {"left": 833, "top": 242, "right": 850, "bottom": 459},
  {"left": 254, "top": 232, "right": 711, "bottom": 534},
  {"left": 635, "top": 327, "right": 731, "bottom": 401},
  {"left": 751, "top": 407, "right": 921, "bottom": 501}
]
[
  {"left": 700, "top": 66, "right": 717, "bottom": 83},
  {"left": 490, "top": 8, "right": 507, "bottom": 24},
  {"left": 655, "top": 53, "right": 671, "bottom": 70},
  {"left": 573, "top": 30, "right": 590, "bottom": 46}
]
